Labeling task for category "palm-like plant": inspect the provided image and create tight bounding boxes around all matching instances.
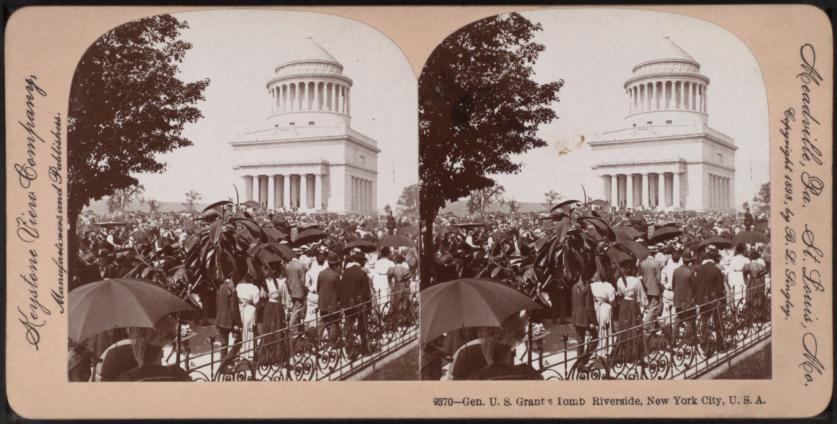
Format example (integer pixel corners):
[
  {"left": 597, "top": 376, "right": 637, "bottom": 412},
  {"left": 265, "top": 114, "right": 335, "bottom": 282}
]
[
  {"left": 184, "top": 198, "right": 287, "bottom": 291},
  {"left": 533, "top": 200, "right": 636, "bottom": 291}
]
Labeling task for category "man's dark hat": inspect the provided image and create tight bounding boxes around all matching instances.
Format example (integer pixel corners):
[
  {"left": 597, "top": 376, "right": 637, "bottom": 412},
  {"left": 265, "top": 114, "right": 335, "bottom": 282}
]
[{"left": 327, "top": 252, "right": 340, "bottom": 265}]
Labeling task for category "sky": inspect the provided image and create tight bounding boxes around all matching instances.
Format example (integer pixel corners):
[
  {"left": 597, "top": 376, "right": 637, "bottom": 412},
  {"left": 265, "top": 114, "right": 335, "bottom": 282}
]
[
  {"left": 132, "top": 10, "right": 418, "bottom": 208},
  {"left": 487, "top": 8, "right": 769, "bottom": 206}
]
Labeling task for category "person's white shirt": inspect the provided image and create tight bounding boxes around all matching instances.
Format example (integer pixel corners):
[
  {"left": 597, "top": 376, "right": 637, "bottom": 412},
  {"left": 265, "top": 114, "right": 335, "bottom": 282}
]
[
  {"left": 729, "top": 254, "right": 751, "bottom": 287},
  {"left": 305, "top": 260, "right": 328, "bottom": 294},
  {"left": 661, "top": 259, "right": 681, "bottom": 291}
]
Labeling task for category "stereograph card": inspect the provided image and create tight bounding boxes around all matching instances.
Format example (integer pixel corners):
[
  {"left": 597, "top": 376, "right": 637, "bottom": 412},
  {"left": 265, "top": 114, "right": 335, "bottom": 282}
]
[{"left": 4, "top": 4, "right": 833, "bottom": 420}]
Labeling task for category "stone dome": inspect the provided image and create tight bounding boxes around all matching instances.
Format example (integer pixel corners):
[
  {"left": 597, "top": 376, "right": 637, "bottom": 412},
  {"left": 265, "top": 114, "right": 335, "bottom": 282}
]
[{"left": 274, "top": 37, "right": 344, "bottom": 77}]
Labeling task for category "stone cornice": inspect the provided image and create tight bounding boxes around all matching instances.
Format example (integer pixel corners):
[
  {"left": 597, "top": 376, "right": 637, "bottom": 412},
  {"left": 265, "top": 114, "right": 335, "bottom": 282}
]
[
  {"left": 231, "top": 133, "right": 381, "bottom": 153},
  {"left": 624, "top": 72, "right": 709, "bottom": 88},
  {"left": 266, "top": 73, "right": 353, "bottom": 88},
  {"left": 589, "top": 131, "right": 737, "bottom": 151}
]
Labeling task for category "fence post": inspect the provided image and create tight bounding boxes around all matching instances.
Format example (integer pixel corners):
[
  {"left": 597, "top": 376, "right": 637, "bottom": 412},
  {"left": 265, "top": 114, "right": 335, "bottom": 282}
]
[
  {"left": 527, "top": 320, "right": 533, "bottom": 367},
  {"left": 209, "top": 335, "right": 215, "bottom": 379}
]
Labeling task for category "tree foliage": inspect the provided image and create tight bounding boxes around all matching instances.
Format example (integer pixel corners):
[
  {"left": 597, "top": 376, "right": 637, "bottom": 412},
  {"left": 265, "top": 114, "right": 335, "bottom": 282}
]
[
  {"left": 418, "top": 12, "right": 562, "bottom": 287},
  {"left": 68, "top": 14, "right": 209, "bottom": 225},
  {"left": 183, "top": 190, "right": 202, "bottom": 213},
  {"left": 542, "top": 189, "right": 563, "bottom": 209},
  {"left": 106, "top": 184, "right": 145, "bottom": 213},
  {"left": 466, "top": 184, "right": 505, "bottom": 214},
  {"left": 147, "top": 199, "right": 161, "bottom": 213},
  {"left": 752, "top": 182, "right": 769, "bottom": 213},
  {"left": 506, "top": 198, "right": 520, "bottom": 214},
  {"left": 397, "top": 184, "right": 419, "bottom": 217}
]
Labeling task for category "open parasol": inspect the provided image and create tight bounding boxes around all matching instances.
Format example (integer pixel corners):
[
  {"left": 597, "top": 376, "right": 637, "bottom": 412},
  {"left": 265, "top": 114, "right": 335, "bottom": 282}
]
[
  {"left": 69, "top": 278, "right": 194, "bottom": 343},
  {"left": 420, "top": 278, "right": 541, "bottom": 342}
]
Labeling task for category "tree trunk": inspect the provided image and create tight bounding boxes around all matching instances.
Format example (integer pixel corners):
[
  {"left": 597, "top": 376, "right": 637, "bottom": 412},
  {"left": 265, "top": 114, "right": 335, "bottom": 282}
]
[
  {"left": 419, "top": 214, "right": 436, "bottom": 291},
  {"left": 67, "top": 200, "right": 83, "bottom": 291}
]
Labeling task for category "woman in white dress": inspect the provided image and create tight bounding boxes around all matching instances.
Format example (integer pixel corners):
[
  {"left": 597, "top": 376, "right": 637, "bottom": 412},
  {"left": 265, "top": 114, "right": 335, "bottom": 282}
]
[
  {"left": 590, "top": 280, "right": 616, "bottom": 356},
  {"left": 372, "top": 247, "right": 396, "bottom": 312},
  {"left": 235, "top": 280, "right": 261, "bottom": 360},
  {"left": 728, "top": 244, "right": 751, "bottom": 309}
]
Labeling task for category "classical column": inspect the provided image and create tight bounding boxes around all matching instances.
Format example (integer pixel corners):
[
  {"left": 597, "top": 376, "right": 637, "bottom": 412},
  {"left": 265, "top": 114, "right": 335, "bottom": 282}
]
[
  {"left": 712, "top": 175, "right": 718, "bottom": 209},
  {"left": 611, "top": 175, "right": 618, "bottom": 207},
  {"left": 315, "top": 174, "right": 323, "bottom": 210},
  {"left": 289, "top": 175, "right": 298, "bottom": 208},
  {"left": 724, "top": 178, "right": 728, "bottom": 209},
  {"left": 258, "top": 175, "right": 268, "bottom": 207},
  {"left": 641, "top": 173, "right": 649, "bottom": 207},
  {"left": 267, "top": 174, "right": 274, "bottom": 210},
  {"left": 243, "top": 175, "right": 254, "bottom": 201},
  {"left": 307, "top": 174, "right": 316, "bottom": 209},
  {"left": 626, "top": 174, "right": 634, "bottom": 208},
  {"left": 673, "top": 172, "right": 681, "bottom": 208},
  {"left": 362, "top": 180, "right": 368, "bottom": 212},
  {"left": 693, "top": 83, "right": 698, "bottom": 110},
  {"left": 273, "top": 175, "right": 285, "bottom": 209},
  {"left": 708, "top": 175, "right": 713, "bottom": 208},
  {"left": 657, "top": 172, "right": 666, "bottom": 209},
  {"left": 299, "top": 174, "right": 308, "bottom": 209},
  {"left": 283, "top": 175, "right": 290, "bottom": 209},
  {"left": 350, "top": 177, "right": 355, "bottom": 212}
]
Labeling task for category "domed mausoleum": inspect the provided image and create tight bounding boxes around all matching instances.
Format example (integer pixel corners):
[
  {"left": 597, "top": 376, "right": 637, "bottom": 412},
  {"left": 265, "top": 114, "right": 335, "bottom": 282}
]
[
  {"left": 231, "top": 38, "right": 379, "bottom": 214},
  {"left": 590, "top": 37, "right": 736, "bottom": 211}
]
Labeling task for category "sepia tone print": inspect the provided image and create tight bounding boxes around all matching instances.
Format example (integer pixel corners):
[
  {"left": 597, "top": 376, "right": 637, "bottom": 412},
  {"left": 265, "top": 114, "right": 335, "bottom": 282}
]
[
  {"left": 66, "top": 10, "right": 420, "bottom": 383},
  {"left": 418, "top": 9, "right": 771, "bottom": 382}
]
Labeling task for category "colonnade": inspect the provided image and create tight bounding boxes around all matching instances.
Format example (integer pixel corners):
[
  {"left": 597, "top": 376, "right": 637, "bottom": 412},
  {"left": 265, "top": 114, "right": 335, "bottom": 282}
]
[
  {"left": 242, "top": 173, "right": 324, "bottom": 211},
  {"left": 708, "top": 174, "right": 733, "bottom": 210},
  {"left": 269, "top": 80, "right": 350, "bottom": 115},
  {"left": 627, "top": 79, "right": 707, "bottom": 114},
  {"left": 602, "top": 172, "right": 682, "bottom": 209},
  {"left": 350, "top": 176, "right": 374, "bottom": 213}
]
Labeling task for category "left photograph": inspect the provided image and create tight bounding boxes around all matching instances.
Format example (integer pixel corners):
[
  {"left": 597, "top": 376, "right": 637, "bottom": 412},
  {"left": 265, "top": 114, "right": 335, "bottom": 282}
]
[{"left": 67, "top": 10, "right": 420, "bottom": 382}]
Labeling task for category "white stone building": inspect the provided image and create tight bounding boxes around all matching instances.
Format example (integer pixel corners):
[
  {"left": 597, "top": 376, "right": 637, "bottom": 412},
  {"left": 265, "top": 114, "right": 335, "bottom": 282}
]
[
  {"left": 590, "top": 37, "right": 736, "bottom": 212},
  {"left": 231, "top": 38, "right": 379, "bottom": 214}
]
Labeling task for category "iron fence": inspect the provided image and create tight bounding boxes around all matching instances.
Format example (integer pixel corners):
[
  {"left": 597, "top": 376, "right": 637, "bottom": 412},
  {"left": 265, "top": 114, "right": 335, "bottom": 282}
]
[
  {"left": 180, "top": 287, "right": 419, "bottom": 381},
  {"left": 535, "top": 283, "right": 771, "bottom": 380}
]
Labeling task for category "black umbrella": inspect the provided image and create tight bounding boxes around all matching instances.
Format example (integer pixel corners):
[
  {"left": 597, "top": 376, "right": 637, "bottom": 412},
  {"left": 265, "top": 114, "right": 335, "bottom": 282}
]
[
  {"left": 345, "top": 239, "right": 377, "bottom": 253},
  {"left": 733, "top": 231, "right": 769, "bottom": 245},
  {"left": 649, "top": 226, "right": 682, "bottom": 243},
  {"left": 697, "top": 236, "right": 731, "bottom": 250},
  {"left": 293, "top": 228, "right": 327, "bottom": 245}
]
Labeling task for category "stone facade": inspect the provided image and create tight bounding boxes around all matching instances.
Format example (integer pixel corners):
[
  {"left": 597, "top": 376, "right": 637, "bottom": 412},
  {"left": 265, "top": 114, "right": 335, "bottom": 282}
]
[
  {"left": 231, "top": 38, "right": 379, "bottom": 214},
  {"left": 590, "top": 37, "right": 736, "bottom": 212}
]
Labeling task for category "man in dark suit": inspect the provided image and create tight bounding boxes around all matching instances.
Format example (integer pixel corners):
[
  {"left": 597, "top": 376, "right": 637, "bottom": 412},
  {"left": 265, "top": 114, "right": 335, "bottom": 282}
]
[
  {"left": 639, "top": 252, "right": 662, "bottom": 329},
  {"left": 571, "top": 279, "right": 598, "bottom": 369},
  {"left": 215, "top": 278, "right": 242, "bottom": 371},
  {"left": 339, "top": 252, "right": 373, "bottom": 354},
  {"left": 693, "top": 250, "right": 726, "bottom": 354},
  {"left": 285, "top": 255, "right": 308, "bottom": 337},
  {"left": 672, "top": 250, "right": 697, "bottom": 343},
  {"left": 317, "top": 252, "right": 342, "bottom": 344}
]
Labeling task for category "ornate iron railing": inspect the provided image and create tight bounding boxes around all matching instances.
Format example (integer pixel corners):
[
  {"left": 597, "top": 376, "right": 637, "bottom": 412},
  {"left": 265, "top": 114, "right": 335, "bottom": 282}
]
[
  {"left": 179, "top": 287, "right": 418, "bottom": 381},
  {"left": 534, "top": 283, "right": 771, "bottom": 380}
]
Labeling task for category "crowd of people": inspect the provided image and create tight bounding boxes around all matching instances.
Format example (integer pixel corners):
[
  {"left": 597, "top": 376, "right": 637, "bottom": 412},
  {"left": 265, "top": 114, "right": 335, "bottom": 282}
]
[
  {"left": 69, "top": 206, "right": 419, "bottom": 381},
  {"left": 422, "top": 203, "right": 771, "bottom": 380}
]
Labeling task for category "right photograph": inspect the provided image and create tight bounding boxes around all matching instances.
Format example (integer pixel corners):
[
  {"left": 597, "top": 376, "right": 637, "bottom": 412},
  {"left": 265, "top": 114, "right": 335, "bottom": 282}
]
[{"left": 418, "top": 9, "right": 771, "bottom": 381}]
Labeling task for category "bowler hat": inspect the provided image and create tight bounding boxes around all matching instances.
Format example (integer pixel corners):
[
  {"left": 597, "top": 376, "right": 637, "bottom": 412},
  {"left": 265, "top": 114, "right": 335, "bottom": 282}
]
[{"left": 327, "top": 252, "right": 340, "bottom": 265}]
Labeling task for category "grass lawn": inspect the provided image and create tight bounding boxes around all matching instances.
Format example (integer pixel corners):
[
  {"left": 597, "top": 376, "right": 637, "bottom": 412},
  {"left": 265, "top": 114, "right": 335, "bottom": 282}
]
[
  {"left": 361, "top": 346, "right": 419, "bottom": 380},
  {"left": 716, "top": 342, "right": 771, "bottom": 379}
]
